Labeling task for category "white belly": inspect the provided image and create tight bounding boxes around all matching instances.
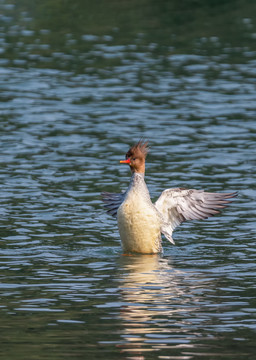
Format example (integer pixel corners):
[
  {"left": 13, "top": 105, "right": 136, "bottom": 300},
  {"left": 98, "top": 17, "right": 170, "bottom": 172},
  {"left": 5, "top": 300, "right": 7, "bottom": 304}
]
[{"left": 117, "top": 195, "right": 162, "bottom": 254}]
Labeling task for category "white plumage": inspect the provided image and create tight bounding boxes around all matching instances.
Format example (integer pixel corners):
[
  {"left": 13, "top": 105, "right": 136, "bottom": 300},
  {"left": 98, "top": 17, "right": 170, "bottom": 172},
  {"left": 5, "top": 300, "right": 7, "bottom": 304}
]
[
  {"left": 102, "top": 141, "right": 237, "bottom": 254},
  {"left": 117, "top": 173, "right": 162, "bottom": 254}
]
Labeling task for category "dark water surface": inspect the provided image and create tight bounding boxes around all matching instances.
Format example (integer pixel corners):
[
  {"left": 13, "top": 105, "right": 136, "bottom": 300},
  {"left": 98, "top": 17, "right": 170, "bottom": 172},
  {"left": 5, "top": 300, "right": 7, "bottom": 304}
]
[{"left": 1, "top": 1, "right": 256, "bottom": 359}]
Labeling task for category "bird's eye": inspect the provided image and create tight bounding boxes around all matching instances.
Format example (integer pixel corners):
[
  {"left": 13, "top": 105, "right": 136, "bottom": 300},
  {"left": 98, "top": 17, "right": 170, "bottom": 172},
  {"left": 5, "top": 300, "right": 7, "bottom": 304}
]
[{"left": 132, "top": 157, "right": 136, "bottom": 161}]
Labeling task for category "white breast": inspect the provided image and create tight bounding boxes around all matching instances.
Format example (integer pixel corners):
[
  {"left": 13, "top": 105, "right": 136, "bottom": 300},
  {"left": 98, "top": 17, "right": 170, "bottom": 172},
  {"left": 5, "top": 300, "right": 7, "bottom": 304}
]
[{"left": 117, "top": 189, "right": 162, "bottom": 254}]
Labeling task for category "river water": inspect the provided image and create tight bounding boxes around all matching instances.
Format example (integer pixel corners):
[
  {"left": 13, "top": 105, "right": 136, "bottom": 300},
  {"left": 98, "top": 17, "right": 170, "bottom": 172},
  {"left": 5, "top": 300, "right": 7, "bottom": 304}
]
[{"left": 0, "top": 1, "right": 256, "bottom": 359}]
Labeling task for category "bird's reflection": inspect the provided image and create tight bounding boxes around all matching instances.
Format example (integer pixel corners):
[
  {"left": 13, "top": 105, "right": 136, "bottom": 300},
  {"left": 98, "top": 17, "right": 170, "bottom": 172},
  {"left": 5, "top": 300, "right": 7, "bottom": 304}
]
[{"left": 116, "top": 254, "right": 198, "bottom": 358}]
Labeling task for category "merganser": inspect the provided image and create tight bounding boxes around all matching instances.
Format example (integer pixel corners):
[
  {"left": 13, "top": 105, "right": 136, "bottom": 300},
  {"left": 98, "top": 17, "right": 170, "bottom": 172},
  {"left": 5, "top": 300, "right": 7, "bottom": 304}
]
[{"left": 102, "top": 141, "right": 237, "bottom": 254}]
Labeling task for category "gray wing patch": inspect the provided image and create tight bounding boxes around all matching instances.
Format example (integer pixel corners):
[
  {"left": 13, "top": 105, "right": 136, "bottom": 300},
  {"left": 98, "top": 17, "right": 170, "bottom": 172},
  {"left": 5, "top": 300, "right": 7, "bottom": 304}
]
[
  {"left": 101, "top": 191, "right": 126, "bottom": 217},
  {"left": 155, "top": 188, "right": 237, "bottom": 232}
]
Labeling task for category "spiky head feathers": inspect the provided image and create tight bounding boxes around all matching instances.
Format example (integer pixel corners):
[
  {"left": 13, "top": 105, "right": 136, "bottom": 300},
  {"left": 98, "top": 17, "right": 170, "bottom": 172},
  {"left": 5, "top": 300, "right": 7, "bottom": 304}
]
[
  {"left": 120, "top": 140, "right": 149, "bottom": 174},
  {"left": 125, "top": 140, "right": 149, "bottom": 160}
]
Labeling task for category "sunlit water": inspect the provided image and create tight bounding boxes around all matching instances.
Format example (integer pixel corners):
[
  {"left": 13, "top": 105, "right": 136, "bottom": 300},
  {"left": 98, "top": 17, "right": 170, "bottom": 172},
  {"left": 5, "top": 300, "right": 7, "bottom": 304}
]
[{"left": 0, "top": 1, "right": 256, "bottom": 359}]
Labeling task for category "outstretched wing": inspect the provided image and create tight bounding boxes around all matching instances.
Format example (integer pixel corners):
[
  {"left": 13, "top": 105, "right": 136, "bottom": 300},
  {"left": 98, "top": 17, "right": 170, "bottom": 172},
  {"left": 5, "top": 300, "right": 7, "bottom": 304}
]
[
  {"left": 101, "top": 191, "right": 126, "bottom": 217},
  {"left": 155, "top": 188, "right": 237, "bottom": 232}
]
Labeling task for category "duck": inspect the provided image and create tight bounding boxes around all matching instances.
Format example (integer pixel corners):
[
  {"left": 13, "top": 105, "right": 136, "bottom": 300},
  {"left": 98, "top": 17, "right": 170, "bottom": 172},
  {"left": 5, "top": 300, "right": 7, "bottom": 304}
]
[{"left": 102, "top": 141, "right": 237, "bottom": 254}]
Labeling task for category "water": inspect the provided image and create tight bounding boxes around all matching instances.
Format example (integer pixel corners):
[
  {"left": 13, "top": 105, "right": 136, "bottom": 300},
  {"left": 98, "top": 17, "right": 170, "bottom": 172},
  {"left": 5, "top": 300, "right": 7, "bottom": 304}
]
[{"left": 0, "top": 0, "right": 256, "bottom": 359}]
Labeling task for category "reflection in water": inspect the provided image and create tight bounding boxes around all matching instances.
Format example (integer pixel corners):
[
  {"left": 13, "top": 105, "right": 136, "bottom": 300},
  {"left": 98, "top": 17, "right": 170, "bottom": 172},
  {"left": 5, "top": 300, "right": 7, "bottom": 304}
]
[
  {"left": 117, "top": 255, "right": 199, "bottom": 358},
  {"left": 0, "top": 0, "right": 255, "bottom": 359}
]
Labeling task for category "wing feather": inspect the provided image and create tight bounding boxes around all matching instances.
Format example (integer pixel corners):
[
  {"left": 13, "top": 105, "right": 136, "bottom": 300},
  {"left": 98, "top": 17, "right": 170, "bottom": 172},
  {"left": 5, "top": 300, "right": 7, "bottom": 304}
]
[
  {"left": 101, "top": 191, "right": 126, "bottom": 218},
  {"left": 155, "top": 188, "right": 237, "bottom": 231}
]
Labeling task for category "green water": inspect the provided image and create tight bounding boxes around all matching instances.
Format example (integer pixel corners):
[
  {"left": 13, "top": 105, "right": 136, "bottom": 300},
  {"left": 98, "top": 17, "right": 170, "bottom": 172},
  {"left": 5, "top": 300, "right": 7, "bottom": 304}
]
[{"left": 0, "top": 0, "right": 256, "bottom": 359}]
